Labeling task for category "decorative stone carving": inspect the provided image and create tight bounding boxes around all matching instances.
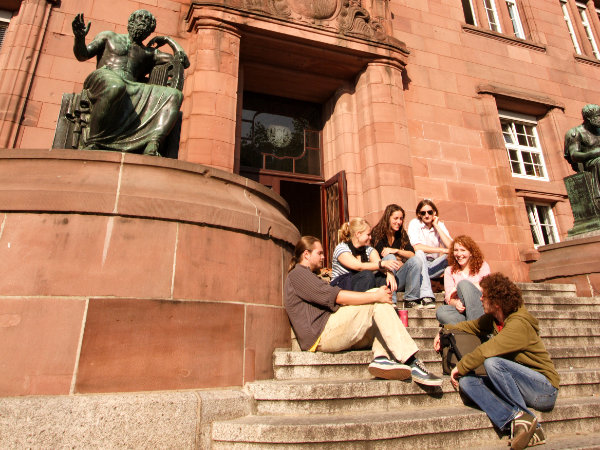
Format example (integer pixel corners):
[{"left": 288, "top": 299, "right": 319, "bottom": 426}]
[
  {"left": 338, "top": 0, "right": 386, "bottom": 40},
  {"left": 289, "top": 0, "right": 338, "bottom": 19}
]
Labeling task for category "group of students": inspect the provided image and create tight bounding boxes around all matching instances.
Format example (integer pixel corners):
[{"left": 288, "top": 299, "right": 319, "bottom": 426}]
[
  {"left": 284, "top": 198, "right": 559, "bottom": 450},
  {"left": 330, "top": 199, "right": 490, "bottom": 324}
]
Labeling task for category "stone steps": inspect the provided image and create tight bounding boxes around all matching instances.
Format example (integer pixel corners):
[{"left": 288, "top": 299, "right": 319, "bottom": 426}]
[
  {"left": 213, "top": 283, "right": 600, "bottom": 448},
  {"left": 246, "top": 368, "right": 599, "bottom": 416},
  {"left": 273, "top": 345, "right": 600, "bottom": 380},
  {"left": 399, "top": 310, "right": 600, "bottom": 328},
  {"left": 211, "top": 396, "right": 600, "bottom": 448}
]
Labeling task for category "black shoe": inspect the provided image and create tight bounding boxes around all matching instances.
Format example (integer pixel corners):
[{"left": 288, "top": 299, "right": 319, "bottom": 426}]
[
  {"left": 404, "top": 300, "right": 420, "bottom": 309},
  {"left": 409, "top": 358, "right": 443, "bottom": 386}
]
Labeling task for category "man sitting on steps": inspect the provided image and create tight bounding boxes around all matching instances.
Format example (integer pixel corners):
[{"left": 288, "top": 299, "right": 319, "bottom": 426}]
[
  {"left": 285, "top": 236, "right": 442, "bottom": 386},
  {"left": 434, "top": 272, "right": 559, "bottom": 449}
]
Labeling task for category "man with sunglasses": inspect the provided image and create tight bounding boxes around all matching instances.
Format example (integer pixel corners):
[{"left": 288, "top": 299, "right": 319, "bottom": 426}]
[{"left": 407, "top": 199, "right": 452, "bottom": 308}]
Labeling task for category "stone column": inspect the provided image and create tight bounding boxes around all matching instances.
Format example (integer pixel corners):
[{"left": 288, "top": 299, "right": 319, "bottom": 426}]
[
  {"left": 352, "top": 60, "right": 415, "bottom": 223},
  {"left": 180, "top": 16, "right": 240, "bottom": 172},
  {"left": 323, "top": 84, "right": 364, "bottom": 217},
  {"left": 0, "top": 0, "right": 56, "bottom": 148}
]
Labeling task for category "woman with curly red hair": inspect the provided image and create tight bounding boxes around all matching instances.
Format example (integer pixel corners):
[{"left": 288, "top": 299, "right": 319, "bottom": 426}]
[{"left": 436, "top": 235, "right": 490, "bottom": 325}]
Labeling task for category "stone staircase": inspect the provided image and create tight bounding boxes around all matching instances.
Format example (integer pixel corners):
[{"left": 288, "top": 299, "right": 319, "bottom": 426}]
[{"left": 211, "top": 283, "right": 600, "bottom": 448}]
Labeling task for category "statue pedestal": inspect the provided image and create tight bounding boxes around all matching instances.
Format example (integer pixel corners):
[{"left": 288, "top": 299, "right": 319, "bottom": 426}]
[
  {"left": 564, "top": 172, "right": 600, "bottom": 236},
  {"left": 528, "top": 231, "right": 600, "bottom": 296},
  {"left": 0, "top": 149, "right": 299, "bottom": 396}
]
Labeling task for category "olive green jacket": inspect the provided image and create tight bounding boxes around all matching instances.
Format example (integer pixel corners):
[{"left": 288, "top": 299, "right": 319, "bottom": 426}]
[{"left": 445, "top": 306, "right": 560, "bottom": 389}]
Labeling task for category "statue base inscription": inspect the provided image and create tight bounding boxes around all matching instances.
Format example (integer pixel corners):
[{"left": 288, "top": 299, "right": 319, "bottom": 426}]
[{"left": 564, "top": 172, "right": 600, "bottom": 236}]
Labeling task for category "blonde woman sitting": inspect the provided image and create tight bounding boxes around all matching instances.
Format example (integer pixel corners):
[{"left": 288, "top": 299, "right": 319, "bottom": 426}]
[{"left": 330, "top": 218, "right": 400, "bottom": 292}]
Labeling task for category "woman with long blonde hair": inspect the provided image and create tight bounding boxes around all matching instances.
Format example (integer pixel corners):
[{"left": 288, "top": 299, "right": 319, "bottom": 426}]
[{"left": 330, "top": 218, "right": 400, "bottom": 292}]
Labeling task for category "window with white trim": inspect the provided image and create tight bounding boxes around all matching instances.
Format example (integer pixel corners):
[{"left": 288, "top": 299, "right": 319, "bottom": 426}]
[
  {"left": 462, "top": 0, "right": 478, "bottom": 25},
  {"left": 484, "top": 0, "right": 502, "bottom": 32},
  {"left": 561, "top": 0, "right": 582, "bottom": 54},
  {"left": 0, "top": 10, "right": 12, "bottom": 51},
  {"left": 500, "top": 111, "right": 549, "bottom": 180},
  {"left": 576, "top": 2, "right": 600, "bottom": 58},
  {"left": 505, "top": 0, "right": 526, "bottom": 38},
  {"left": 525, "top": 202, "right": 559, "bottom": 246}
]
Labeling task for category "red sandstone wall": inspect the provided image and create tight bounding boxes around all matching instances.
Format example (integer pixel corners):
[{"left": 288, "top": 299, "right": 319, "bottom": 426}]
[{"left": 389, "top": 0, "right": 594, "bottom": 280}]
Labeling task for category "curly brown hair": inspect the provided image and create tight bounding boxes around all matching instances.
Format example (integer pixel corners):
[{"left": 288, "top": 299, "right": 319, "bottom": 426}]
[
  {"left": 447, "top": 235, "right": 485, "bottom": 275},
  {"left": 480, "top": 272, "right": 523, "bottom": 316}
]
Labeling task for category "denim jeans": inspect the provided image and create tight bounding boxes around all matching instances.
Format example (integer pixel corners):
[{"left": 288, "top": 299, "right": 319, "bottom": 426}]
[
  {"left": 382, "top": 254, "right": 422, "bottom": 303},
  {"left": 459, "top": 357, "right": 558, "bottom": 430},
  {"left": 415, "top": 250, "right": 448, "bottom": 299},
  {"left": 436, "top": 279, "right": 485, "bottom": 325}
]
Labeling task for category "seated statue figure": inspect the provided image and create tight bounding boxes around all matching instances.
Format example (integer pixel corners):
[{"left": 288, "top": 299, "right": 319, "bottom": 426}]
[
  {"left": 70, "top": 10, "right": 190, "bottom": 156},
  {"left": 564, "top": 103, "right": 600, "bottom": 199}
]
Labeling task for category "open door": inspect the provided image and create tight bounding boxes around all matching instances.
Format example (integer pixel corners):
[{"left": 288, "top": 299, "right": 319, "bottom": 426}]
[{"left": 320, "top": 171, "right": 349, "bottom": 268}]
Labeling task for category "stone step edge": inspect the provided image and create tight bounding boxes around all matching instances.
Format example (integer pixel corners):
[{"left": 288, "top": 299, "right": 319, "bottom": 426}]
[
  {"left": 249, "top": 367, "right": 599, "bottom": 400},
  {"left": 211, "top": 396, "right": 600, "bottom": 443}
]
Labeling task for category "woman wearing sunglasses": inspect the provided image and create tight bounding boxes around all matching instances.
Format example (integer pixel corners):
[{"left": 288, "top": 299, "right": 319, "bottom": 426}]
[
  {"left": 406, "top": 199, "right": 452, "bottom": 308},
  {"left": 436, "top": 235, "right": 490, "bottom": 325}
]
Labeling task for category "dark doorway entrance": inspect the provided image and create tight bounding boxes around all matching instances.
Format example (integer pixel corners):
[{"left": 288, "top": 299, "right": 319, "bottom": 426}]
[{"left": 280, "top": 180, "right": 322, "bottom": 240}]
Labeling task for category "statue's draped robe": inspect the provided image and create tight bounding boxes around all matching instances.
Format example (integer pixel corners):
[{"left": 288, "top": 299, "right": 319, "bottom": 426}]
[{"left": 83, "top": 66, "right": 182, "bottom": 151}]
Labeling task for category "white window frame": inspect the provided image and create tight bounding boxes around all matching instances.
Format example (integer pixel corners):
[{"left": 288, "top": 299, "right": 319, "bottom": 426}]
[
  {"left": 484, "top": 0, "right": 502, "bottom": 32},
  {"left": 505, "top": 0, "right": 526, "bottom": 38},
  {"left": 525, "top": 202, "right": 560, "bottom": 247},
  {"left": 499, "top": 111, "right": 549, "bottom": 181},
  {"left": 576, "top": 2, "right": 600, "bottom": 58},
  {"left": 463, "top": 0, "right": 478, "bottom": 26},
  {"left": 561, "top": 0, "right": 582, "bottom": 54},
  {"left": 0, "top": 10, "right": 11, "bottom": 51}
]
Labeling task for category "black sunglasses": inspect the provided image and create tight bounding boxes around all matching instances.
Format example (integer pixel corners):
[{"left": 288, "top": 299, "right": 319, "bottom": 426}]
[{"left": 419, "top": 210, "right": 435, "bottom": 216}]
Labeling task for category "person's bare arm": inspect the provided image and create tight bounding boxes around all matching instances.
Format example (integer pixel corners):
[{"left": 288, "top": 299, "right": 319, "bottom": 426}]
[{"left": 336, "top": 286, "right": 392, "bottom": 305}]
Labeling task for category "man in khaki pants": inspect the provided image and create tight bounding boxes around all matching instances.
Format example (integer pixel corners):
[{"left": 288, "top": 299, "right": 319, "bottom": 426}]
[{"left": 285, "top": 236, "right": 442, "bottom": 386}]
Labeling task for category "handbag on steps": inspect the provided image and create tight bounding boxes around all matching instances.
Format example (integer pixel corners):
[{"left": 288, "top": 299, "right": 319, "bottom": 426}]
[{"left": 438, "top": 328, "right": 486, "bottom": 376}]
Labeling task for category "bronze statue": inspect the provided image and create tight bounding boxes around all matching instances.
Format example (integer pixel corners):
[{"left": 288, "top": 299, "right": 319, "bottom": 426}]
[
  {"left": 564, "top": 104, "right": 600, "bottom": 198},
  {"left": 69, "top": 10, "right": 190, "bottom": 156}
]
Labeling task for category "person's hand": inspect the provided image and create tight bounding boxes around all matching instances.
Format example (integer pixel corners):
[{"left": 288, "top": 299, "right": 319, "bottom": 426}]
[
  {"left": 386, "top": 272, "right": 397, "bottom": 293},
  {"left": 450, "top": 366, "right": 461, "bottom": 390},
  {"left": 455, "top": 301, "right": 466, "bottom": 313},
  {"left": 72, "top": 13, "right": 91, "bottom": 38},
  {"left": 432, "top": 214, "right": 440, "bottom": 227},
  {"left": 381, "top": 259, "right": 400, "bottom": 272},
  {"left": 374, "top": 285, "right": 393, "bottom": 304},
  {"left": 148, "top": 36, "right": 168, "bottom": 48},
  {"left": 433, "top": 332, "right": 441, "bottom": 352},
  {"left": 381, "top": 247, "right": 392, "bottom": 257}
]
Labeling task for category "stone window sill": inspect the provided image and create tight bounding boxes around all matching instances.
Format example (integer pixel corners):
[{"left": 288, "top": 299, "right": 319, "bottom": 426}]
[
  {"left": 462, "top": 24, "right": 546, "bottom": 52},
  {"left": 574, "top": 53, "right": 600, "bottom": 67}
]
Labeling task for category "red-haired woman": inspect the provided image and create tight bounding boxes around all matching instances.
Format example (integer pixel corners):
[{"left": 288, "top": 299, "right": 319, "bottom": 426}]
[{"left": 436, "top": 235, "right": 490, "bottom": 325}]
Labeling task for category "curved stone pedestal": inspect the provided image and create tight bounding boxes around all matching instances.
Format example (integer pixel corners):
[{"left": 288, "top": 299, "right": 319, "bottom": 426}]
[
  {"left": 528, "top": 232, "right": 600, "bottom": 297},
  {"left": 0, "top": 149, "right": 299, "bottom": 396}
]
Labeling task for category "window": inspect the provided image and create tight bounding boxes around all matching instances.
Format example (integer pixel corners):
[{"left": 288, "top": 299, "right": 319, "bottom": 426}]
[
  {"left": 484, "top": 0, "right": 502, "bottom": 32},
  {"left": 525, "top": 202, "right": 559, "bottom": 246},
  {"left": 505, "top": 0, "right": 526, "bottom": 38},
  {"left": 577, "top": 2, "right": 600, "bottom": 58},
  {"left": 500, "top": 111, "right": 549, "bottom": 180},
  {"left": 561, "top": 0, "right": 582, "bottom": 54},
  {"left": 240, "top": 92, "right": 322, "bottom": 177},
  {"left": 461, "top": 0, "right": 529, "bottom": 39},
  {"left": 0, "top": 10, "right": 12, "bottom": 51},
  {"left": 462, "top": 0, "right": 478, "bottom": 25}
]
